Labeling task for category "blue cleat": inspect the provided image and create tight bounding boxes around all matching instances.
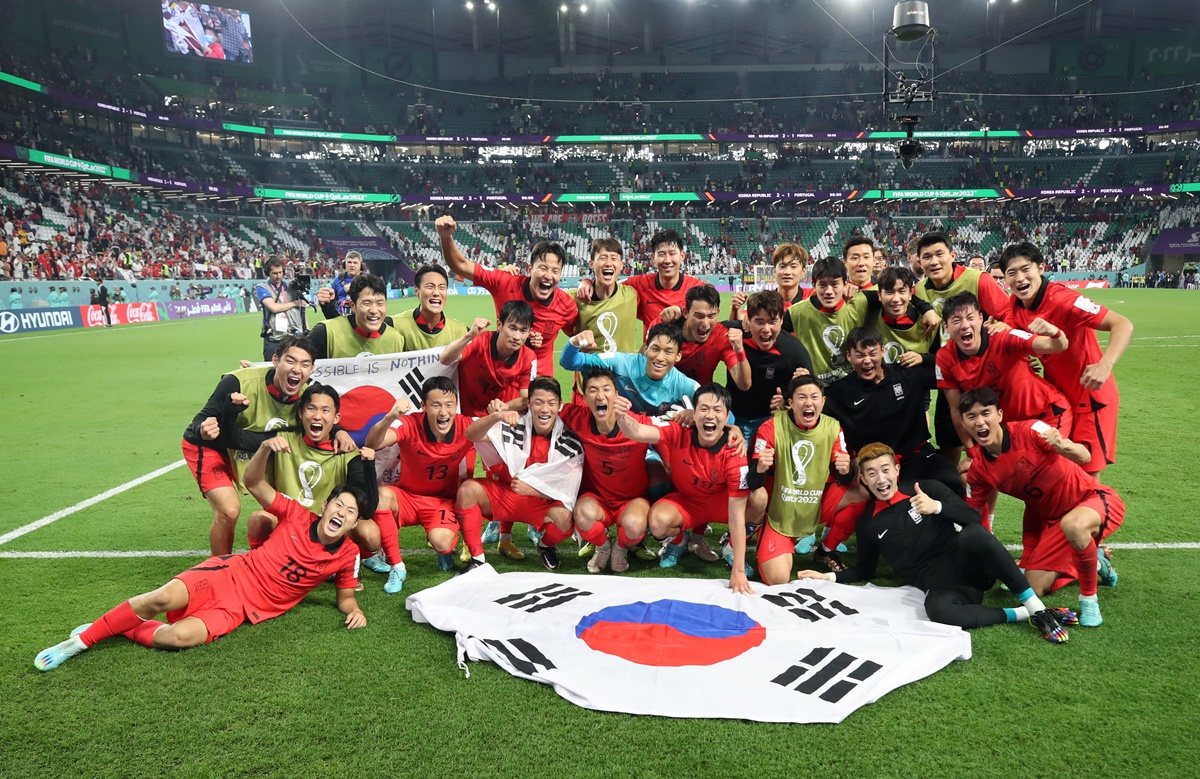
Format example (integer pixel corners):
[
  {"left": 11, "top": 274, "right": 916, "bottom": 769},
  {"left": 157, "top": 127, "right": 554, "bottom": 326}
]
[
  {"left": 1097, "top": 546, "right": 1118, "bottom": 588},
  {"left": 527, "top": 526, "right": 544, "bottom": 546},
  {"left": 70, "top": 623, "right": 92, "bottom": 638},
  {"left": 436, "top": 552, "right": 455, "bottom": 571},
  {"left": 659, "top": 539, "right": 686, "bottom": 568},
  {"left": 794, "top": 534, "right": 818, "bottom": 555},
  {"left": 35, "top": 636, "right": 88, "bottom": 671},
  {"left": 383, "top": 564, "right": 408, "bottom": 594},
  {"left": 1078, "top": 598, "right": 1103, "bottom": 627},
  {"left": 481, "top": 521, "right": 501, "bottom": 545},
  {"left": 362, "top": 551, "right": 391, "bottom": 574},
  {"left": 1049, "top": 607, "right": 1079, "bottom": 626}
]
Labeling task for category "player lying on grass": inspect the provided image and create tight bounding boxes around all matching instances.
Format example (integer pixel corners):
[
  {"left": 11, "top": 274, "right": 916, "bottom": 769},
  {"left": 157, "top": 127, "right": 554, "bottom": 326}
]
[
  {"left": 614, "top": 383, "right": 755, "bottom": 594},
  {"left": 797, "top": 443, "right": 1077, "bottom": 644},
  {"left": 959, "top": 388, "right": 1123, "bottom": 627},
  {"left": 362, "top": 376, "right": 477, "bottom": 591},
  {"left": 456, "top": 377, "right": 585, "bottom": 573},
  {"left": 35, "top": 439, "right": 368, "bottom": 671}
]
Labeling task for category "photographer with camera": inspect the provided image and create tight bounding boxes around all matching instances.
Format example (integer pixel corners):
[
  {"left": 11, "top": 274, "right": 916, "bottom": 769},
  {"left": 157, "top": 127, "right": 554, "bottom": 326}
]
[
  {"left": 317, "top": 251, "right": 364, "bottom": 319},
  {"left": 255, "top": 257, "right": 308, "bottom": 361}
]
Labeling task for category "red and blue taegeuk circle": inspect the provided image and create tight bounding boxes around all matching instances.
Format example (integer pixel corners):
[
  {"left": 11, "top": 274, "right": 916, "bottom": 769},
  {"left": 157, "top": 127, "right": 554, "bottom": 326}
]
[
  {"left": 335, "top": 386, "right": 396, "bottom": 445},
  {"left": 574, "top": 599, "right": 766, "bottom": 667}
]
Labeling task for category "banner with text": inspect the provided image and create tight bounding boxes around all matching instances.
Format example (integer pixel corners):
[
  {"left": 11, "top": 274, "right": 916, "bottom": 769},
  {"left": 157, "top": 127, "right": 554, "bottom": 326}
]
[
  {"left": 79, "top": 303, "right": 162, "bottom": 327},
  {"left": 0, "top": 307, "right": 83, "bottom": 335},
  {"left": 1151, "top": 228, "right": 1200, "bottom": 254},
  {"left": 165, "top": 298, "right": 240, "bottom": 319}
]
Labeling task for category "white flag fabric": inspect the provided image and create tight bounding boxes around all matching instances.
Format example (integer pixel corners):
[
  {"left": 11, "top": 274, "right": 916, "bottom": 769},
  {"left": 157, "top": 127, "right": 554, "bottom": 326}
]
[
  {"left": 407, "top": 566, "right": 972, "bottom": 724},
  {"left": 477, "top": 413, "right": 585, "bottom": 510}
]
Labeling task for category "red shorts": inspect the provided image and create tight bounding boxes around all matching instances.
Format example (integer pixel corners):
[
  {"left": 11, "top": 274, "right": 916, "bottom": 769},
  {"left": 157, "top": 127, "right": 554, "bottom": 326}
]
[
  {"left": 181, "top": 439, "right": 235, "bottom": 494},
  {"left": 167, "top": 556, "right": 246, "bottom": 643},
  {"left": 480, "top": 479, "right": 563, "bottom": 529},
  {"left": 653, "top": 494, "right": 728, "bottom": 531},
  {"left": 1021, "top": 487, "right": 1125, "bottom": 587},
  {"left": 385, "top": 487, "right": 458, "bottom": 532},
  {"left": 577, "top": 492, "right": 646, "bottom": 527},
  {"left": 756, "top": 520, "right": 797, "bottom": 571},
  {"left": 1070, "top": 397, "right": 1119, "bottom": 474}
]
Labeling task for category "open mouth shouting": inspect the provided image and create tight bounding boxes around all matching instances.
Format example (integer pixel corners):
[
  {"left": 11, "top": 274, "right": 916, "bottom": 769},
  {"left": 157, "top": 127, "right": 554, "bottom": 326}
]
[{"left": 433, "top": 412, "right": 453, "bottom": 433}]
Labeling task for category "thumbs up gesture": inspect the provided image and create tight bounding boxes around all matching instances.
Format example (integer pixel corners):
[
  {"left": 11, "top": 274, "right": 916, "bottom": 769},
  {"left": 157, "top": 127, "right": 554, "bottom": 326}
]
[
  {"left": 909, "top": 482, "right": 940, "bottom": 516},
  {"left": 769, "top": 386, "right": 785, "bottom": 412}
]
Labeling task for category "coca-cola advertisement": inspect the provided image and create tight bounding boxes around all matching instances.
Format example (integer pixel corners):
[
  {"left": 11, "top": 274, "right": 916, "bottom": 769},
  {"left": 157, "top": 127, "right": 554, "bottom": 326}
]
[
  {"left": 1058, "top": 280, "right": 1110, "bottom": 290},
  {"left": 79, "top": 303, "right": 162, "bottom": 327}
]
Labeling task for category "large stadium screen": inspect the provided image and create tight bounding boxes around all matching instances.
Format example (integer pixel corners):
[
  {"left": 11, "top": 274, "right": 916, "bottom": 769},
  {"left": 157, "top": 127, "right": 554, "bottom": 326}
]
[{"left": 161, "top": 2, "right": 254, "bottom": 64}]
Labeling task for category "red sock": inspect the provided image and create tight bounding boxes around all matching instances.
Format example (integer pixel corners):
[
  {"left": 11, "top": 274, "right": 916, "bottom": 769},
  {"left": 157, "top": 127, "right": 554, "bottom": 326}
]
[
  {"left": 617, "top": 526, "right": 643, "bottom": 548},
  {"left": 823, "top": 501, "right": 866, "bottom": 550},
  {"left": 578, "top": 523, "right": 608, "bottom": 547},
  {"left": 374, "top": 509, "right": 402, "bottom": 566},
  {"left": 540, "top": 523, "right": 572, "bottom": 548},
  {"left": 670, "top": 530, "right": 685, "bottom": 545},
  {"left": 499, "top": 521, "right": 515, "bottom": 534},
  {"left": 1074, "top": 537, "right": 1099, "bottom": 597},
  {"left": 456, "top": 505, "right": 485, "bottom": 558},
  {"left": 79, "top": 601, "right": 143, "bottom": 647},
  {"left": 123, "top": 620, "right": 167, "bottom": 648}
]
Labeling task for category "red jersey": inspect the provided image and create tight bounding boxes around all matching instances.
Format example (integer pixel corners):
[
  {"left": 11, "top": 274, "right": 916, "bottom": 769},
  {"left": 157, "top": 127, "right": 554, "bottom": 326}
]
[
  {"left": 624, "top": 272, "right": 704, "bottom": 335},
  {"left": 965, "top": 420, "right": 1108, "bottom": 521},
  {"left": 473, "top": 263, "right": 578, "bottom": 377},
  {"left": 231, "top": 493, "right": 360, "bottom": 624},
  {"left": 388, "top": 412, "right": 473, "bottom": 499},
  {"left": 676, "top": 322, "right": 747, "bottom": 385},
  {"left": 487, "top": 430, "right": 552, "bottom": 483},
  {"left": 657, "top": 422, "right": 749, "bottom": 505},
  {"left": 457, "top": 331, "right": 536, "bottom": 417},
  {"left": 559, "top": 404, "right": 654, "bottom": 504},
  {"left": 936, "top": 328, "right": 1070, "bottom": 422},
  {"left": 1006, "top": 281, "right": 1118, "bottom": 411}
]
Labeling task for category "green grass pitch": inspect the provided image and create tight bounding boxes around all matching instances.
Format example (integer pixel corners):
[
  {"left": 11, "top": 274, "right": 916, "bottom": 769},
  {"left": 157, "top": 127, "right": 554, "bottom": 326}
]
[{"left": 2, "top": 289, "right": 1199, "bottom": 778}]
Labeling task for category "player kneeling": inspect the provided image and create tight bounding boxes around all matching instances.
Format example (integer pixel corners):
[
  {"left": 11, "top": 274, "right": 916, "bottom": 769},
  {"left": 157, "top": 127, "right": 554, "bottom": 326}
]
[
  {"left": 798, "top": 443, "right": 1076, "bottom": 644},
  {"left": 457, "top": 377, "right": 584, "bottom": 573},
  {"left": 614, "top": 384, "right": 755, "bottom": 594},
  {"left": 35, "top": 439, "right": 367, "bottom": 671}
]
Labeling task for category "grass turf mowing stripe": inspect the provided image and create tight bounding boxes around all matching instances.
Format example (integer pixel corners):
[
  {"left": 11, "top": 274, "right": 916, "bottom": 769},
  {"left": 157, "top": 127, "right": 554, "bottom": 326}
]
[{"left": 0, "top": 460, "right": 186, "bottom": 545}]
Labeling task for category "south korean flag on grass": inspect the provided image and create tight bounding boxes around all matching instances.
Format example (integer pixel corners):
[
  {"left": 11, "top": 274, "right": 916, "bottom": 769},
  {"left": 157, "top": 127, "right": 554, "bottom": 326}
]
[{"left": 407, "top": 566, "right": 972, "bottom": 724}]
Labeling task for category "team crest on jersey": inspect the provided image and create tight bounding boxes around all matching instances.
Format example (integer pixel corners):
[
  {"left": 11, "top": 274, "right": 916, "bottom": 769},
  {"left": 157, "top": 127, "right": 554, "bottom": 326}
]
[
  {"left": 892, "top": 383, "right": 904, "bottom": 399},
  {"left": 984, "top": 363, "right": 1001, "bottom": 379},
  {"left": 765, "top": 367, "right": 776, "bottom": 379},
  {"left": 1017, "top": 457, "right": 1035, "bottom": 473},
  {"left": 709, "top": 468, "right": 721, "bottom": 484},
  {"left": 908, "top": 506, "right": 923, "bottom": 524},
  {"left": 298, "top": 460, "right": 324, "bottom": 506}
]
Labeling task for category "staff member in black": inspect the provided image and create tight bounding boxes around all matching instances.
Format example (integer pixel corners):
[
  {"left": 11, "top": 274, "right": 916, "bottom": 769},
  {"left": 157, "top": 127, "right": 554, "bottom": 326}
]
[
  {"left": 94, "top": 277, "right": 111, "bottom": 327},
  {"left": 797, "top": 443, "right": 1075, "bottom": 644}
]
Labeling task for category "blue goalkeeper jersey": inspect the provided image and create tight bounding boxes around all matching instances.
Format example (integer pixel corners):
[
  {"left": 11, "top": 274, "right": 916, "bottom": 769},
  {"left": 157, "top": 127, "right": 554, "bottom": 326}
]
[{"left": 560, "top": 341, "right": 699, "bottom": 416}]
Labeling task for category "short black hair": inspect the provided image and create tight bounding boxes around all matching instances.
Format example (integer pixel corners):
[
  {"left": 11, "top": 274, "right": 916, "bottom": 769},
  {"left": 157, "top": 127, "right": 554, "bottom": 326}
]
[
  {"left": 811, "top": 256, "right": 848, "bottom": 282},
  {"left": 581, "top": 366, "right": 618, "bottom": 392},
  {"left": 842, "top": 236, "right": 875, "bottom": 259},
  {"left": 349, "top": 273, "right": 387, "bottom": 302},
  {"left": 326, "top": 483, "right": 368, "bottom": 515},
  {"left": 650, "top": 228, "right": 685, "bottom": 254},
  {"left": 693, "top": 382, "right": 732, "bottom": 410},
  {"left": 786, "top": 374, "right": 824, "bottom": 398},
  {"left": 843, "top": 327, "right": 883, "bottom": 354},
  {"left": 299, "top": 383, "right": 340, "bottom": 412},
  {"left": 958, "top": 386, "right": 1000, "bottom": 414},
  {"left": 745, "top": 290, "right": 784, "bottom": 320},
  {"left": 645, "top": 322, "right": 684, "bottom": 350},
  {"left": 998, "top": 242, "right": 1046, "bottom": 272},
  {"left": 414, "top": 264, "right": 449, "bottom": 287},
  {"left": 529, "top": 241, "right": 566, "bottom": 270},
  {"left": 265, "top": 256, "right": 284, "bottom": 272},
  {"left": 684, "top": 283, "right": 721, "bottom": 312},
  {"left": 941, "top": 291, "right": 981, "bottom": 322},
  {"left": 275, "top": 334, "right": 317, "bottom": 361},
  {"left": 529, "top": 375, "right": 562, "bottom": 401},
  {"left": 499, "top": 299, "right": 535, "bottom": 329},
  {"left": 877, "top": 266, "right": 916, "bottom": 292},
  {"left": 421, "top": 375, "right": 458, "bottom": 401},
  {"left": 916, "top": 231, "right": 953, "bottom": 256}
]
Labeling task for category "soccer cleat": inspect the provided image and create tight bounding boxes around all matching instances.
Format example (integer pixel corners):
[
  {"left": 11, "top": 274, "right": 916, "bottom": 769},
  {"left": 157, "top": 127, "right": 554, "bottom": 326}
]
[
  {"left": 820, "top": 528, "right": 849, "bottom": 554},
  {"left": 70, "top": 623, "right": 92, "bottom": 638},
  {"left": 659, "top": 539, "right": 686, "bottom": 568},
  {"left": 587, "top": 542, "right": 612, "bottom": 573},
  {"left": 457, "top": 558, "right": 486, "bottom": 576},
  {"left": 813, "top": 546, "right": 848, "bottom": 574},
  {"left": 577, "top": 542, "right": 595, "bottom": 559},
  {"left": 793, "top": 534, "right": 818, "bottom": 555},
  {"left": 537, "top": 544, "right": 561, "bottom": 571},
  {"left": 362, "top": 551, "right": 391, "bottom": 574},
  {"left": 1078, "top": 598, "right": 1103, "bottom": 627},
  {"left": 481, "top": 521, "right": 501, "bottom": 545},
  {"left": 459, "top": 544, "right": 472, "bottom": 564},
  {"left": 1098, "top": 545, "right": 1119, "bottom": 588},
  {"left": 35, "top": 636, "right": 87, "bottom": 671},
  {"left": 632, "top": 540, "right": 658, "bottom": 562},
  {"left": 1029, "top": 609, "right": 1070, "bottom": 644},
  {"left": 436, "top": 552, "right": 456, "bottom": 571},
  {"left": 498, "top": 539, "right": 525, "bottom": 560},
  {"left": 609, "top": 544, "right": 630, "bottom": 573},
  {"left": 720, "top": 531, "right": 735, "bottom": 566},
  {"left": 688, "top": 536, "right": 721, "bottom": 563},
  {"left": 1048, "top": 607, "right": 1079, "bottom": 626},
  {"left": 383, "top": 565, "right": 408, "bottom": 594},
  {"left": 527, "top": 526, "right": 544, "bottom": 546}
]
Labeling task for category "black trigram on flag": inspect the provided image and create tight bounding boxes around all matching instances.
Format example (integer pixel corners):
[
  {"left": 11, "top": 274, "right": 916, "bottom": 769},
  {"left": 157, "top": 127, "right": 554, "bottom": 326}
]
[
  {"left": 480, "top": 638, "right": 556, "bottom": 676},
  {"left": 771, "top": 647, "right": 883, "bottom": 703},
  {"left": 495, "top": 583, "right": 592, "bottom": 613},
  {"left": 501, "top": 422, "right": 527, "bottom": 448},
  {"left": 396, "top": 367, "right": 429, "bottom": 406},
  {"left": 761, "top": 587, "right": 859, "bottom": 622}
]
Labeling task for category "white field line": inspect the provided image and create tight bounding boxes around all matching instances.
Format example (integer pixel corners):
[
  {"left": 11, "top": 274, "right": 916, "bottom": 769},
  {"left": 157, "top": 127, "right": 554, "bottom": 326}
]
[
  {"left": 0, "top": 313, "right": 257, "bottom": 344},
  {"left": 0, "top": 460, "right": 187, "bottom": 546},
  {"left": 1, "top": 542, "right": 1197, "bottom": 559}
]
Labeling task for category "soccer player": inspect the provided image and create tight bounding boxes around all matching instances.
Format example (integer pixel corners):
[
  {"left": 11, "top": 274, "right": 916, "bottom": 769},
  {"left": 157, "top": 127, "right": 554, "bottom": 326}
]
[
  {"left": 440, "top": 302, "right": 535, "bottom": 417},
  {"left": 937, "top": 292, "right": 1073, "bottom": 453},
  {"left": 675, "top": 284, "right": 751, "bottom": 389},
  {"left": 614, "top": 383, "right": 754, "bottom": 594},
  {"left": 747, "top": 375, "right": 860, "bottom": 580},
  {"left": 389, "top": 264, "right": 469, "bottom": 350},
  {"left": 182, "top": 334, "right": 352, "bottom": 555},
  {"left": 999, "top": 242, "right": 1133, "bottom": 473},
  {"left": 437, "top": 215, "right": 578, "bottom": 377},
  {"left": 307, "top": 274, "right": 404, "bottom": 359},
  {"left": 362, "top": 377, "right": 476, "bottom": 591},
  {"left": 873, "top": 267, "right": 938, "bottom": 366},
  {"left": 317, "top": 250, "right": 364, "bottom": 317},
  {"left": 797, "top": 443, "right": 1076, "bottom": 644},
  {"left": 559, "top": 367, "right": 657, "bottom": 574},
  {"left": 843, "top": 236, "right": 877, "bottom": 290},
  {"left": 729, "top": 242, "right": 811, "bottom": 320},
  {"left": 456, "top": 377, "right": 584, "bottom": 572},
  {"left": 560, "top": 322, "right": 697, "bottom": 417},
  {"left": 35, "top": 439, "right": 368, "bottom": 671},
  {"left": 825, "top": 327, "right": 963, "bottom": 494},
  {"left": 959, "top": 389, "right": 1124, "bottom": 626},
  {"left": 575, "top": 237, "right": 640, "bottom": 356}
]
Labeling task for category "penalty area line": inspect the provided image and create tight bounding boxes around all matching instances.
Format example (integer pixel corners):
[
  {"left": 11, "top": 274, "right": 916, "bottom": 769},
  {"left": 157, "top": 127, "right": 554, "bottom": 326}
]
[{"left": 0, "top": 460, "right": 187, "bottom": 546}]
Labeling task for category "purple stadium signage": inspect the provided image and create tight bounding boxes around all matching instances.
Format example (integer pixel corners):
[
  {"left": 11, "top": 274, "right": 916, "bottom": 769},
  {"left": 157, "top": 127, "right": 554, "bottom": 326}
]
[
  {"left": 1151, "top": 228, "right": 1200, "bottom": 254},
  {"left": 319, "top": 236, "right": 416, "bottom": 284},
  {"left": 165, "top": 298, "right": 239, "bottom": 318}
]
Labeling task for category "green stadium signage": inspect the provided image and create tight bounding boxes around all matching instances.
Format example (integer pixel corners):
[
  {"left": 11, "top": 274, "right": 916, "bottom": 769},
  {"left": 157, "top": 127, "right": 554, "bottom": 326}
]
[
  {"left": 883, "top": 188, "right": 1001, "bottom": 199},
  {"left": 555, "top": 193, "right": 613, "bottom": 203},
  {"left": 222, "top": 123, "right": 267, "bottom": 135},
  {"left": 27, "top": 150, "right": 110, "bottom": 176},
  {"left": 273, "top": 128, "right": 397, "bottom": 142},
  {"left": 618, "top": 192, "right": 702, "bottom": 202}
]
